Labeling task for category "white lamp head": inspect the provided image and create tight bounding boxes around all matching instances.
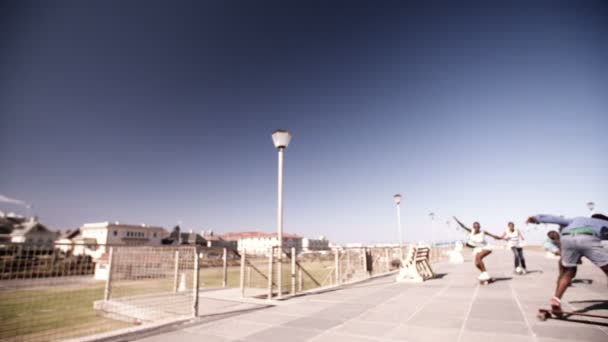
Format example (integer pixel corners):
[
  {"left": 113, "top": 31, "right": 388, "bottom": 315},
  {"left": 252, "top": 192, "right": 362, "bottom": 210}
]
[
  {"left": 393, "top": 194, "right": 402, "bottom": 205},
  {"left": 272, "top": 129, "right": 292, "bottom": 149},
  {"left": 587, "top": 201, "right": 595, "bottom": 212},
  {"left": 429, "top": 212, "right": 435, "bottom": 220}
]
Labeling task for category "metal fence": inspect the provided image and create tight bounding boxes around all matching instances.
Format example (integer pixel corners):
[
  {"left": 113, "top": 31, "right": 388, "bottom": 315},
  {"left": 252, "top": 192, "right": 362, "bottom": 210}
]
[{"left": 0, "top": 242, "right": 455, "bottom": 341}]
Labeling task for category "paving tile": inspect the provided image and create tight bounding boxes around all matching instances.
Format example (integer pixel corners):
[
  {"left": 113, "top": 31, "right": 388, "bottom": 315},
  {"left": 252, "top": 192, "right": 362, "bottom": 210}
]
[
  {"left": 310, "top": 332, "right": 380, "bottom": 342},
  {"left": 386, "top": 325, "right": 461, "bottom": 342},
  {"left": 408, "top": 316, "right": 464, "bottom": 329},
  {"left": 282, "top": 317, "right": 343, "bottom": 330},
  {"left": 234, "top": 311, "right": 297, "bottom": 325},
  {"left": 469, "top": 303, "right": 524, "bottom": 322},
  {"left": 332, "top": 320, "right": 396, "bottom": 338},
  {"left": 243, "top": 326, "right": 321, "bottom": 342},
  {"left": 356, "top": 309, "right": 410, "bottom": 324},
  {"left": 459, "top": 331, "right": 534, "bottom": 342},
  {"left": 137, "top": 330, "right": 229, "bottom": 342},
  {"left": 465, "top": 318, "right": 529, "bottom": 335},
  {"left": 183, "top": 319, "right": 271, "bottom": 339},
  {"left": 532, "top": 324, "right": 608, "bottom": 342}
]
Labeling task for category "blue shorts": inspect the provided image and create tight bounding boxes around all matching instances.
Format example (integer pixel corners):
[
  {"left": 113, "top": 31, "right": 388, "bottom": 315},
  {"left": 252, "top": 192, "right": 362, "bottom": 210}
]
[{"left": 560, "top": 234, "right": 608, "bottom": 268}]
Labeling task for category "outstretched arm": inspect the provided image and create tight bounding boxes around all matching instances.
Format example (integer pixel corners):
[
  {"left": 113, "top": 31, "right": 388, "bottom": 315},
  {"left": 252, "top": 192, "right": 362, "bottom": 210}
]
[
  {"left": 527, "top": 215, "right": 572, "bottom": 226},
  {"left": 453, "top": 216, "right": 471, "bottom": 233},
  {"left": 518, "top": 230, "right": 525, "bottom": 240},
  {"left": 484, "top": 231, "right": 503, "bottom": 240}
]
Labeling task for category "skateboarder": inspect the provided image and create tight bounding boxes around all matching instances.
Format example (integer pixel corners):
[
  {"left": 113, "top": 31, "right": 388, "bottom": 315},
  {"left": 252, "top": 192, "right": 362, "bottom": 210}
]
[
  {"left": 527, "top": 213, "right": 608, "bottom": 314},
  {"left": 454, "top": 217, "right": 503, "bottom": 284},
  {"left": 500, "top": 222, "right": 527, "bottom": 274}
]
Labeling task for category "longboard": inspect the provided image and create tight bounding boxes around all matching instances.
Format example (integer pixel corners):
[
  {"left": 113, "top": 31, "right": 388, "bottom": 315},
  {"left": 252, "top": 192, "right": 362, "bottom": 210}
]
[
  {"left": 537, "top": 308, "right": 608, "bottom": 321},
  {"left": 479, "top": 278, "right": 495, "bottom": 285}
]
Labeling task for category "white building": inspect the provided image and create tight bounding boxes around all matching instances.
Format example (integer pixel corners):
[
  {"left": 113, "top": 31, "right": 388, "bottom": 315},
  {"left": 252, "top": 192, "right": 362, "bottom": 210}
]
[
  {"left": 75, "top": 221, "right": 168, "bottom": 259},
  {"left": 301, "top": 236, "right": 330, "bottom": 252},
  {"left": 221, "top": 231, "right": 302, "bottom": 256},
  {"left": 9, "top": 218, "right": 58, "bottom": 247}
]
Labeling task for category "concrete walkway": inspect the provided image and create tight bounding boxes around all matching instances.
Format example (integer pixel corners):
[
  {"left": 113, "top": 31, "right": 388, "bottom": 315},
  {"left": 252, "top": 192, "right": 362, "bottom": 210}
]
[{"left": 135, "top": 249, "right": 608, "bottom": 342}]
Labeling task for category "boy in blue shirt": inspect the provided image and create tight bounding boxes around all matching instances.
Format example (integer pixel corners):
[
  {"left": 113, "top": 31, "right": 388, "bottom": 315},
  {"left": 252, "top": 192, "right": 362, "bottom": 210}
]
[{"left": 527, "top": 213, "right": 608, "bottom": 314}]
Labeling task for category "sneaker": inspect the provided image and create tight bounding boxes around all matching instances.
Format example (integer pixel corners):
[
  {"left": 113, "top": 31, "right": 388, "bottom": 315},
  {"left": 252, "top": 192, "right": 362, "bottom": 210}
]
[
  {"left": 550, "top": 296, "right": 563, "bottom": 317},
  {"left": 479, "top": 272, "right": 490, "bottom": 281},
  {"left": 521, "top": 269, "right": 527, "bottom": 275},
  {"left": 515, "top": 266, "right": 522, "bottom": 274}
]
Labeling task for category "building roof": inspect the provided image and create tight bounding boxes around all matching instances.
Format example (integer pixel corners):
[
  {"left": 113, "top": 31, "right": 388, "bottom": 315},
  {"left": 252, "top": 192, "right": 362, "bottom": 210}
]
[
  {"left": 221, "top": 231, "right": 302, "bottom": 240},
  {"left": 81, "top": 221, "right": 166, "bottom": 231},
  {"left": 10, "top": 219, "right": 57, "bottom": 238},
  {"left": 58, "top": 228, "right": 81, "bottom": 240}
]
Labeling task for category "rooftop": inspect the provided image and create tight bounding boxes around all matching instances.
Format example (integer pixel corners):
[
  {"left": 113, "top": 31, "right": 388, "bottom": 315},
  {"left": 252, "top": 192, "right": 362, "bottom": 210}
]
[{"left": 221, "top": 231, "right": 303, "bottom": 240}]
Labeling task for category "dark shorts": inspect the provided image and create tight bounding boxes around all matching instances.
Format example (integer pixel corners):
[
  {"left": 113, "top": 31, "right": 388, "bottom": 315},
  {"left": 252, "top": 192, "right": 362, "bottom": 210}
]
[{"left": 560, "top": 234, "right": 608, "bottom": 268}]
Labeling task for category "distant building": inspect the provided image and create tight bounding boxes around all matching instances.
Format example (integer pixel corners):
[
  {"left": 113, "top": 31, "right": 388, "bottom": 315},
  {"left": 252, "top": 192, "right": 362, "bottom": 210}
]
[
  {"left": 55, "top": 228, "right": 81, "bottom": 253},
  {"left": 75, "top": 221, "right": 168, "bottom": 259},
  {"left": 8, "top": 217, "right": 58, "bottom": 247},
  {"left": 301, "top": 236, "right": 330, "bottom": 252},
  {"left": 221, "top": 231, "right": 302, "bottom": 255}
]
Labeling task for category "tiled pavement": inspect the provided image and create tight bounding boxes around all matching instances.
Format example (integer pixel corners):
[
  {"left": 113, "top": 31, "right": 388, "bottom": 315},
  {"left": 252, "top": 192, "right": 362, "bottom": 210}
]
[{"left": 135, "top": 249, "right": 608, "bottom": 342}]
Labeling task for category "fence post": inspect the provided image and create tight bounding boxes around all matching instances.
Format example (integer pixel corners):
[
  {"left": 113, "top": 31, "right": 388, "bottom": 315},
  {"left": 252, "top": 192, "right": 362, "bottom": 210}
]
[
  {"left": 104, "top": 247, "right": 114, "bottom": 301},
  {"left": 334, "top": 249, "right": 340, "bottom": 285},
  {"left": 298, "top": 266, "right": 303, "bottom": 292},
  {"left": 222, "top": 248, "right": 228, "bottom": 288},
  {"left": 173, "top": 250, "right": 180, "bottom": 293},
  {"left": 363, "top": 247, "right": 369, "bottom": 277},
  {"left": 192, "top": 248, "right": 200, "bottom": 317},
  {"left": 346, "top": 249, "right": 351, "bottom": 275},
  {"left": 267, "top": 247, "right": 274, "bottom": 300},
  {"left": 247, "top": 266, "right": 251, "bottom": 287},
  {"left": 385, "top": 248, "right": 390, "bottom": 273},
  {"left": 290, "top": 247, "right": 296, "bottom": 295},
  {"left": 239, "top": 250, "right": 246, "bottom": 298}
]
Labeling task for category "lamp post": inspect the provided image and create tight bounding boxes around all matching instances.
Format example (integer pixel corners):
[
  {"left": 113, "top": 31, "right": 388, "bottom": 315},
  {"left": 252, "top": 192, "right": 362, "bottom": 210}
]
[
  {"left": 445, "top": 220, "right": 451, "bottom": 243},
  {"left": 429, "top": 212, "right": 435, "bottom": 246},
  {"left": 393, "top": 194, "right": 403, "bottom": 248},
  {"left": 272, "top": 129, "right": 292, "bottom": 299},
  {"left": 587, "top": 201, "right": 595, "bottom": 215}
]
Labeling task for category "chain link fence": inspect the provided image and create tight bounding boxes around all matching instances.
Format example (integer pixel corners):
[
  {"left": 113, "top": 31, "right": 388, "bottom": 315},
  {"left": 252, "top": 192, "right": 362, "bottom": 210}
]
[{"left": 0, "top": 242, "right": 456, "bottom": 341}]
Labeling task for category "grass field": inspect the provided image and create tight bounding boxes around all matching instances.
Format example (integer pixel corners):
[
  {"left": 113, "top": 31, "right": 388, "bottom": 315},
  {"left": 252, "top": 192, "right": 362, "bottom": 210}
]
[{"left": 0, "top": 261, "right": 337, "bottom": 341}]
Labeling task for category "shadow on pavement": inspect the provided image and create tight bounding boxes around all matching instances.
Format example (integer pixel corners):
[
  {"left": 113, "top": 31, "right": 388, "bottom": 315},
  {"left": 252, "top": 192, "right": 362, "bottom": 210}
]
[{"left": 569, "top": 300, "right": 608, "bottom": 312}]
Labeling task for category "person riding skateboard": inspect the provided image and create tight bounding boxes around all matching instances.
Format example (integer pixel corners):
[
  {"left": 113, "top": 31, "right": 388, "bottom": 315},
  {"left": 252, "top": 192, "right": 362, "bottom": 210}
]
[
  {"left": 500, "top": 222, "right": 527, "bottom": 274},
  {"left": 527, "top": 213, "right": 608, "bottom": 314},
  {"left": 454, "top": 217, "right": 502, "bottom": 284}
]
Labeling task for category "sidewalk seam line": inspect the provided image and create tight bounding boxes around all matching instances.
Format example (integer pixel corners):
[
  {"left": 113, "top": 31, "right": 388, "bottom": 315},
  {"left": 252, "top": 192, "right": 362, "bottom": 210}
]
[
  {"left": 510, "top": 279, "right": 539, "bottom": 342},
  {"left": 456, "top": 281, "right": 479, "bottom": 342}
]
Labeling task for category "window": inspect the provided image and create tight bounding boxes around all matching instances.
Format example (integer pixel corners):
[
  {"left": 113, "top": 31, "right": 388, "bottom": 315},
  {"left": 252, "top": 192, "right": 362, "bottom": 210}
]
[
  {"left": 113, "top": 230, "right": 117, "bottom": 237},
  {"left": 153, "top": 232, "right": 157, "bottom": 238}
]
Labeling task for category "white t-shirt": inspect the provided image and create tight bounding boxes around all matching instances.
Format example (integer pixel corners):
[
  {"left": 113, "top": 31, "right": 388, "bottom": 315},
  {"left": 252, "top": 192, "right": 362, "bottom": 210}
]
[
  {"left": 505, "top": 229, "right": 520, "bottom": 248},
  {"left": 468, "top": 231, "right": 487, "bottom": 247}
]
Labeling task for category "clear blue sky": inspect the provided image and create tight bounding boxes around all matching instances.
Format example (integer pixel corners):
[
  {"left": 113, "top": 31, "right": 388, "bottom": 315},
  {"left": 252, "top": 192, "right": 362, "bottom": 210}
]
[{"left": 1, "top": 1, "right": 607, "bottom": 244}]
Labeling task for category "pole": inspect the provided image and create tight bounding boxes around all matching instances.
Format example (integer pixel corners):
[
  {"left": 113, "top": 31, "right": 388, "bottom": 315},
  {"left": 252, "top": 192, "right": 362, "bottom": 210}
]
[
  {"left": 277, "top": 147, "right": 285, "bottom": 299},
  {"left": 396, "top": 203, "right": 403, "bottom": 248},
  {"left": 267, "top": 247, "right": 274, "bottom": 300},
  {"left": 104, "top": 247, "right": 114, "bottom": 301},
  {"left": 334, "top": 249, "right": 340, "bottom": 285},
  {"left": 173, "top": 250, "right": 180, "bottom": 293},
  {"left": 192, "top": 248, "right": 200, "bottom": 317},
  {"left": 291, "top": 247, "right": 296, "bottom": 295},
  {"left": 222, "top": 248, "right": 228, "bottom": 288},
  {"left": 239, "top": 250, "right": 246, "bottom": 298}
]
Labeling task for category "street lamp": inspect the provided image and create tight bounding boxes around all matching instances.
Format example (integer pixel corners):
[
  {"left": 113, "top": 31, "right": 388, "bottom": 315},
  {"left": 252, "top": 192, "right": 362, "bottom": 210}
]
[
  {"left": 272, "top": 129, "right": 292, "bottom": 299},
  {"left": 429, "top": 212, "right": 435, "bottom": 246},
  {"left": 587, "top": 201, "right": 595, "bottom": 215},
  {"left": 393, "top": 194, "right": 403, "bottom": 248}
]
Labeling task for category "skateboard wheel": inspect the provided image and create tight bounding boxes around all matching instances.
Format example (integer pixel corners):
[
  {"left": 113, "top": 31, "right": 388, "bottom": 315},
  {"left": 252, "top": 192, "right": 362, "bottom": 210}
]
[{"left": 537, "top": 311, "right": 549, "bottom": 321}]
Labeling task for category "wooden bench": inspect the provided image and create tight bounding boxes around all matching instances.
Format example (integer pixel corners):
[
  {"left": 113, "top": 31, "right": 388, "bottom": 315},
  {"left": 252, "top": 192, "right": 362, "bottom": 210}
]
[{"left": 396, "top": 245, "right": 435, "bottom": 282}]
